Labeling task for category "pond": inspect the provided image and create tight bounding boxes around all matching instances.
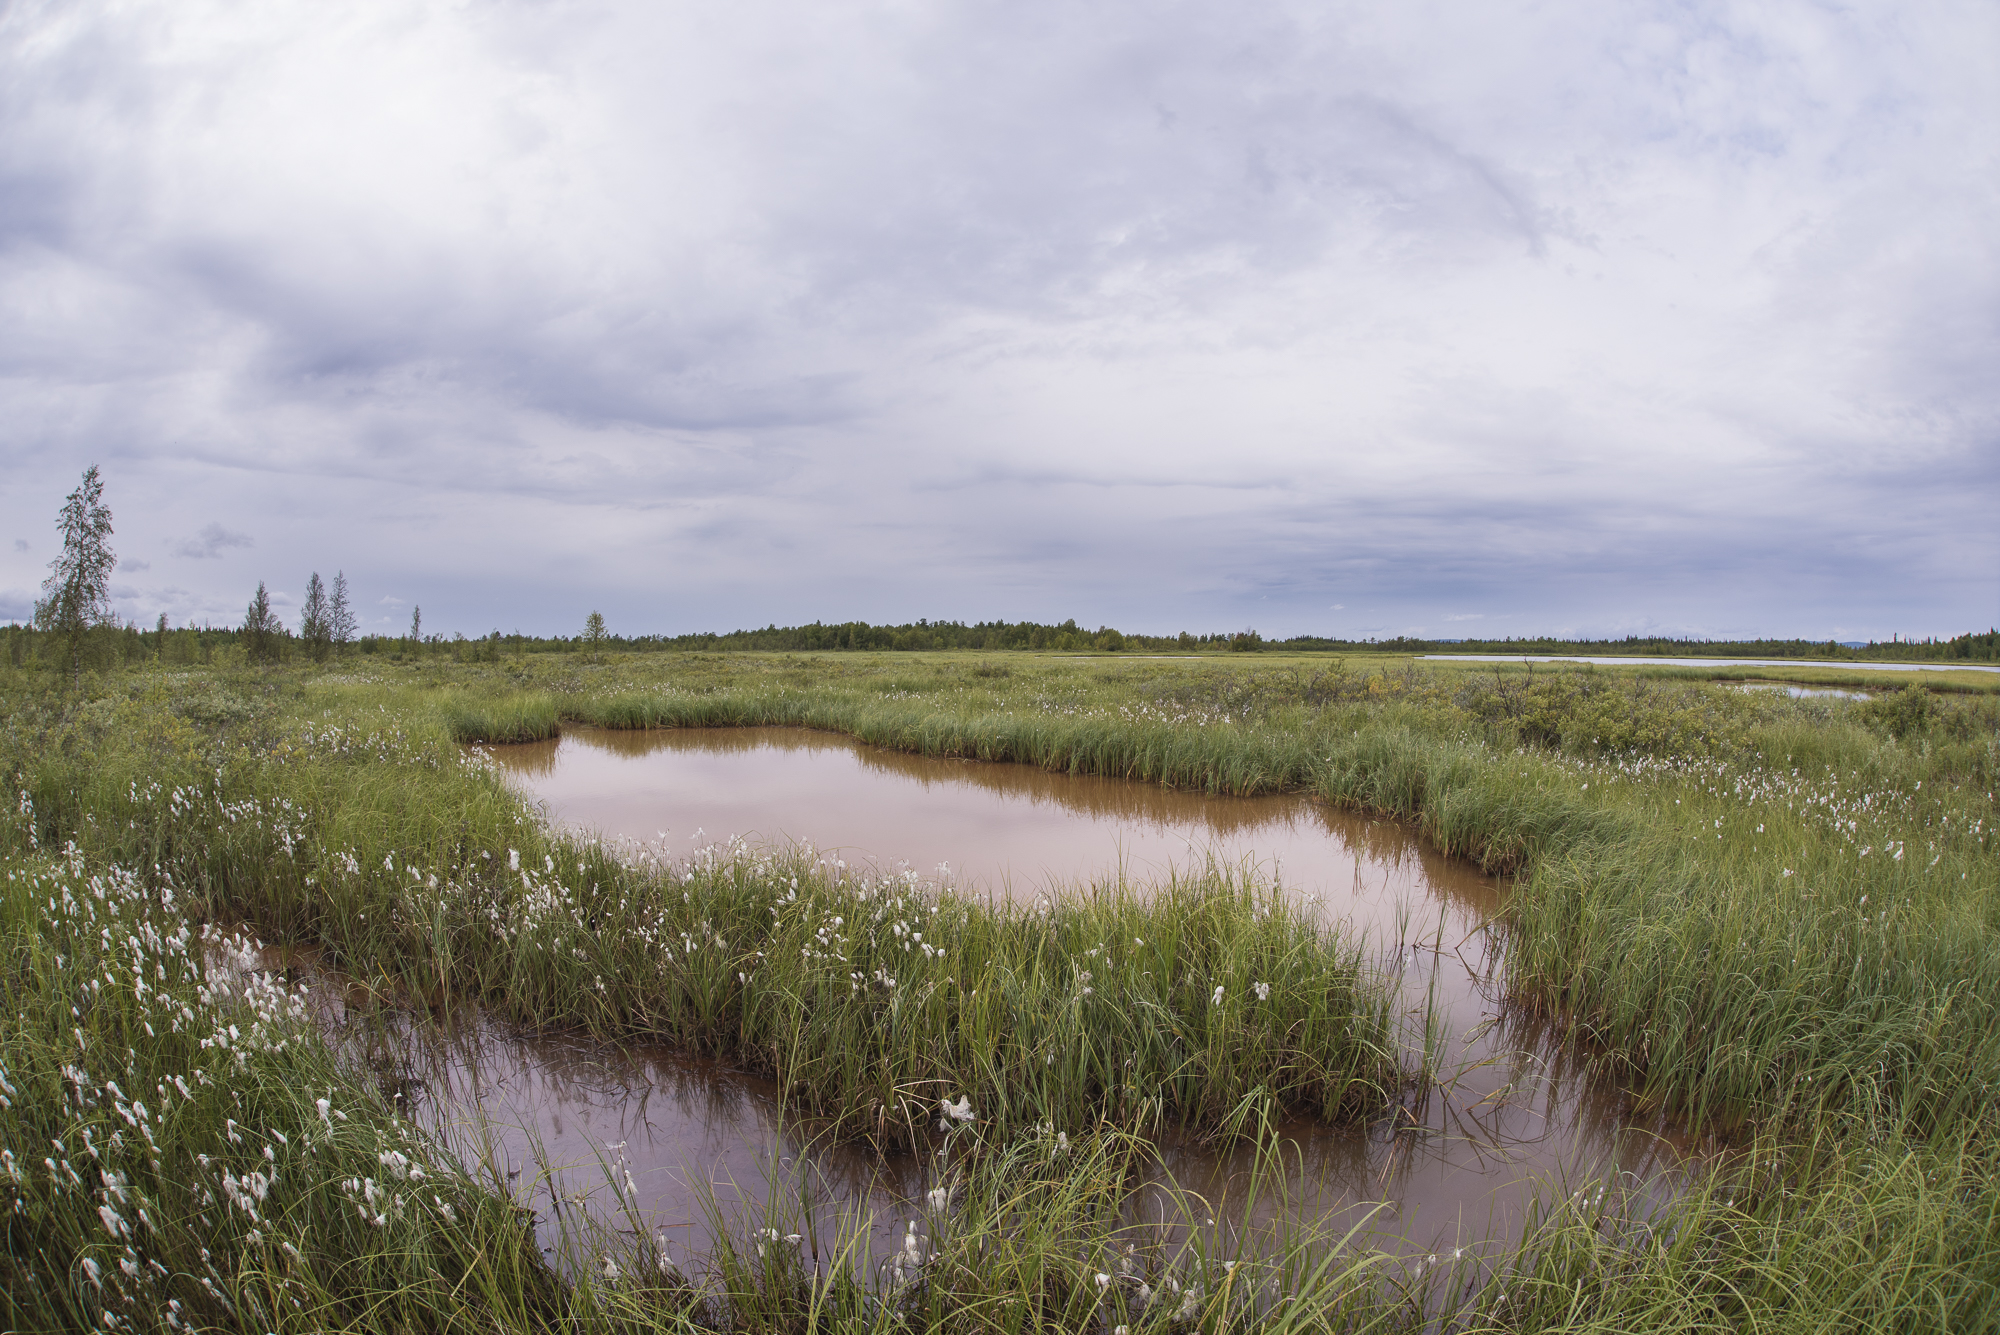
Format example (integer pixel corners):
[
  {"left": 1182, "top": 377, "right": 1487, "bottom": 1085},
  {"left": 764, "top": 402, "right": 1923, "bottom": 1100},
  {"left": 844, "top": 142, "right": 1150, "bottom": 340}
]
[
  {"left": 1728, "top": 682, "right": 1870, "bottom": 700},
  {"left": 1424, "top": 653, "right": 2000, "bottom": 674},
  {"left": 292, "top": 727, "right": 1702, "bottom": 1270}
]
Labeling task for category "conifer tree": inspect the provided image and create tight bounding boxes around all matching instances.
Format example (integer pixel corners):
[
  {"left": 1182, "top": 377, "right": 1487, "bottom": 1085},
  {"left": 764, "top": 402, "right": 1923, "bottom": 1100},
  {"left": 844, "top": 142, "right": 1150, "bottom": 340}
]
[
  {"left": 243, "top": 582, "right": 282, "bottom": 664},
  {"left": 35, "top": 465, "right": 117, "bottom": 686},
  {"left": 299, "top": 572, "right": 332, "bottom": 662},
  {"left": 329, "top": 572, "right": 357, "bottom": 652}
]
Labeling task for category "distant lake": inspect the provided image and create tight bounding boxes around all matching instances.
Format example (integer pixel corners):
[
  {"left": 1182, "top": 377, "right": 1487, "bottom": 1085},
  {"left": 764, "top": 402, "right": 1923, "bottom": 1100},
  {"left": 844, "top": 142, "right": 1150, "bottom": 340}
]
[{"left": 1423, "top": 654, "right": 2000, "bottom": 674}]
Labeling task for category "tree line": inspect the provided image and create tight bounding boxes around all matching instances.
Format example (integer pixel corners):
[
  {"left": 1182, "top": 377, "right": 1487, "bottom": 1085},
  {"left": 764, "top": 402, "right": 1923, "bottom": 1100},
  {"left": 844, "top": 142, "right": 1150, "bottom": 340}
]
[
  {"left": 14, "top": 467, "right": 1997, "bottom": 672},
  {"left": 14, "top": 466, "right": 434, "bottom": 673},
  {"left": 237, "top": 573, "right": 362, "bottom": 663}
]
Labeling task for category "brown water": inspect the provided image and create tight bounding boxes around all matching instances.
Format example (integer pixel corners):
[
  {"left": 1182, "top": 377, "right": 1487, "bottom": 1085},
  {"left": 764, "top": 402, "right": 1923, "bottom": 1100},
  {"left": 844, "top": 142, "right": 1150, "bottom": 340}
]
[
  {"left": 487, "top": 726, "right": 1493, "bottom": 944},
  {"left": 291, "top": 728, "right": 1699, "bottom": 1272}
]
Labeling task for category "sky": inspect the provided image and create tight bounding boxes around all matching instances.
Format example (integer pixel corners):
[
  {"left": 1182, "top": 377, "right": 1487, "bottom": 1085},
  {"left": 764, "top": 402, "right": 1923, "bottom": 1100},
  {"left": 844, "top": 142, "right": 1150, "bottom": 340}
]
[{"left": 2, "top": 1, "right": 1995, "bottom": 643}]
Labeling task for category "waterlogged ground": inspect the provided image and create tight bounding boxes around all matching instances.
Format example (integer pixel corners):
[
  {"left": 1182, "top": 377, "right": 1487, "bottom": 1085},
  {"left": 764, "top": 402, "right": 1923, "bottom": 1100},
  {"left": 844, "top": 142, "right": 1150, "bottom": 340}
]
[
  {"left": 281, "top": 727, "right": 1704, "bottom": 1268},
  {"left": 11, "top": 653, "right": 1996, "bottom": 1332}
]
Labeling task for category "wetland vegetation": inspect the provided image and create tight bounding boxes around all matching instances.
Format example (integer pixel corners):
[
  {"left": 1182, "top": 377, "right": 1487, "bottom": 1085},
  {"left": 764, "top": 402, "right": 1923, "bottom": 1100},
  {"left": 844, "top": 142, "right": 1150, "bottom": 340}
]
[{"left": 2, "top": 647, "right": 1996, "bottom": 1331}]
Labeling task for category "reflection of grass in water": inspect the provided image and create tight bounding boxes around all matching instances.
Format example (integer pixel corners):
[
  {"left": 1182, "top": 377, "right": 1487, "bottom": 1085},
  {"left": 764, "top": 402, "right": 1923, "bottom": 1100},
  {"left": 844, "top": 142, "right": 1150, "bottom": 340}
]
[
  {"left": 521, "top": 1095, "right": 2000, "bottom": 1332},
  {"left": 572, "top": 1099, "right": 1425, "bottom": 1332}
]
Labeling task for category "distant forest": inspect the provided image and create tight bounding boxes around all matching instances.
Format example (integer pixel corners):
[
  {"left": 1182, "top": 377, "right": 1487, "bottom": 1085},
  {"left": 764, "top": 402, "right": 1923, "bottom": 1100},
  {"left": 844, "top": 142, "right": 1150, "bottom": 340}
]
[{"left": 4, "top": 614, "right": 1997, "bottom": 669}]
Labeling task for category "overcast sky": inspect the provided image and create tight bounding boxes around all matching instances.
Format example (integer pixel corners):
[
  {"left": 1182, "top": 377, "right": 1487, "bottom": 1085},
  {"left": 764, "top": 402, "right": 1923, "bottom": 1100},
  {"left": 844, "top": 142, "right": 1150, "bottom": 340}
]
[{"left": 3, "top": 1, "right": 1995, "bottom": 642}]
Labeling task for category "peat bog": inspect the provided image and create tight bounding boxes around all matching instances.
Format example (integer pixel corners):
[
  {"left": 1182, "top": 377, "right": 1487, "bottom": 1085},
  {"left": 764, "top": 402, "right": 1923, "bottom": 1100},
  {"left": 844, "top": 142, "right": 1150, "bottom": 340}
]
[{"left": 2, "top": 650, "right": 1996, "bottom": 1331}]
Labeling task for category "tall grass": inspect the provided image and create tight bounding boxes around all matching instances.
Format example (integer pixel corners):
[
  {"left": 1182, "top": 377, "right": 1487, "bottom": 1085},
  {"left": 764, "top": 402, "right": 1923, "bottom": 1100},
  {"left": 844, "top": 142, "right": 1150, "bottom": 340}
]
[
  {"left": 7, "top": 704, "right": 1404, "bottom": 1148},
  {"left": 0, "top": 841, "right": 1435, "bottom": 1334},
  {"left": 4, "top": 652, "right": 1997, "bottom": 1330},
  {"left": 439, "top": 690, "right": 559, "bottom": 743},
  {"left": 0, "top": 848, "right": 559, "bottom": 1334},
  {"left": 547, "top": 659, "right": 1998, "bottom": 1133},
  {"left": 1502, "top": 741, "right": 2000, "bottom": 1134},
  {"left": 1459, "top": 1128, "right": 2000, "bottom": 1333}
]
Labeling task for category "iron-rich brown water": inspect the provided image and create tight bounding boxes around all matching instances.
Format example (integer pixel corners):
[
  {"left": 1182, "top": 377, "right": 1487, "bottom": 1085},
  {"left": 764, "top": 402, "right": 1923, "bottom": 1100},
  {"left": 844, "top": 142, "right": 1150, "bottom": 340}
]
[{"left": 277, "top": 728, "right": 1698, "bottom": 1272}]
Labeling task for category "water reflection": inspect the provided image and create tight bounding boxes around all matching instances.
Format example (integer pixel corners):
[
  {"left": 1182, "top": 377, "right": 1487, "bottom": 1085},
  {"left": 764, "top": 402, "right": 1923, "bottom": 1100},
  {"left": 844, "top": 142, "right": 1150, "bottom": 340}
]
[
  {"left": 1423, "top": 653, "right": 2000, "bottom": 674},
  {"left": 305, "top": 984, "right": 927, "bottom": 1269},
  {"left": 278, "top": 727, "right": 1702, "bottom": 1268},
  {"left": 1728, "top": 682, "right": 1869, "bottom": 700},
  {"left": 485, "top": 726, "right": 1496, "bottom": 945}
]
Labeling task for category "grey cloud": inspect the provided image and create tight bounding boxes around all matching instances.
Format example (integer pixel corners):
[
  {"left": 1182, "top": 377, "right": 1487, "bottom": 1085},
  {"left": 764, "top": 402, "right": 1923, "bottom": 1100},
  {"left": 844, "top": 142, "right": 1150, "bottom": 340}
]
[
  {"left": 173, "top": 523, "right": 252, "bottom": 560},
  {"left": 0, "top": 1, "right": 1994, "bottom": 641},
  {"left": 5, "top": 2, "right": 1576, "bottom": 441}
]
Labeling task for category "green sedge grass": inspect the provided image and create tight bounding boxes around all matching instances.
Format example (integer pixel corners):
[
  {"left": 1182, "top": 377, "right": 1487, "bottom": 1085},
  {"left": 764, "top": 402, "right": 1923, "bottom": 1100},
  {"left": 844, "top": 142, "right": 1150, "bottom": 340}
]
[{"left": 2, "top": 651, "right": 1996, "bottom": 1331}]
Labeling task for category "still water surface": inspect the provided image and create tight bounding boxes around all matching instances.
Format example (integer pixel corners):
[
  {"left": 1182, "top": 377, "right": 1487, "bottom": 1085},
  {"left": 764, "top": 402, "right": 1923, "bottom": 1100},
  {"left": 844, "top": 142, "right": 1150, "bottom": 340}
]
[
  {"left": 304, "top": 728, "right": 1700, "bottom": 1269},
  {"left": 493, "top": 725, "right": 1491, "bottom": 941},
  {"left": 1424, "top": 653, "right": 2000, "bottom": 674}
]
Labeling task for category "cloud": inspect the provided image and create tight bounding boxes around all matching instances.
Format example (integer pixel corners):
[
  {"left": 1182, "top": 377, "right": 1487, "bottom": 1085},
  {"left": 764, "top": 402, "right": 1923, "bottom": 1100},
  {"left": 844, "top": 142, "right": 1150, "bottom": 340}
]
[
  {"left": 0, "top": 1, "right": 1992, "bottom": 640},
  {"left": 11, "top": 540, "right": 25, "bottom": 553},
  {"left": 123, "top": 558, "right": 150, "bottom": 571},
  {"left": 172, "top": 523, "right": 253, "bottom": 560}
]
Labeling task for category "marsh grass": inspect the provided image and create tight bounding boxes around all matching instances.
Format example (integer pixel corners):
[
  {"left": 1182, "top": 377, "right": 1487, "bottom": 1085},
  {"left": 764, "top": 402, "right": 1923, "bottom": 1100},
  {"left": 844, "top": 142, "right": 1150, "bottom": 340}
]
[
  {"left": 0, "top": 848, "right": 559, "bottom": 1334},
  {"left": 5, "top": 698, "right": 1406, "bottom": 1148},
  {"left": 548, "top": 1101, "right": 1442, "bottom": 1334},
  {"left": 532, "top": 657, "right": 1998, "bottom": 1135},
  {"left": 10, "top": 655, "right": 1996, "bottom": 1140},
  {"left": 1462, "top": 1127, "right": 2000, "bottom": 1333},
  {"left": 440, "top": 691, "right": 559, "bottom": 743},
  {"left": 0, "top": 841, "right": 1432, "bottom": 1334},
  {"left": 4, "top": 651, "right": 1998, "bottom": 1330}
]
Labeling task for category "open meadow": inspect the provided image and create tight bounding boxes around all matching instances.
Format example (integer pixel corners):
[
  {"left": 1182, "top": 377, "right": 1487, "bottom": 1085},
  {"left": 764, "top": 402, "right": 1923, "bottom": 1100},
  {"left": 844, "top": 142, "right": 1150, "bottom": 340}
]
[{"left": 2, "top": 647, "right": 1996, "bottom": 1332}]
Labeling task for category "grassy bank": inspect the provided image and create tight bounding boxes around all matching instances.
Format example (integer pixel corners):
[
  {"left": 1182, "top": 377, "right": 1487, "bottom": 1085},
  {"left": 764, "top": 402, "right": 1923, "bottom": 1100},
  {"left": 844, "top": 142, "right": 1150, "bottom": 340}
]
[
  {"left": 3, "top": 651, "right": 1996, "bottom": 1330},
  {"left": 534, "top": 654, "right": 2000, "bottom": 1134},
  {"left": 440, "top": 690, "right": 560, "bottom": 743},
  {"left": 0, "top": 847, "right": 560, "bottom": 1333},
  {"left": 7, "top": 676, "right": 1405, "bottom": 1150}
]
